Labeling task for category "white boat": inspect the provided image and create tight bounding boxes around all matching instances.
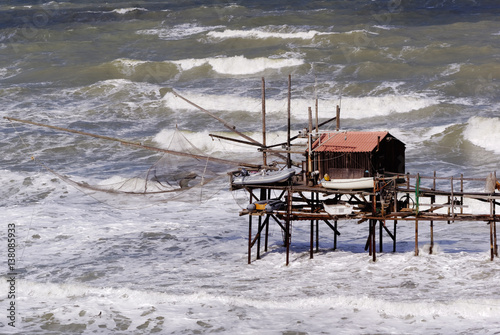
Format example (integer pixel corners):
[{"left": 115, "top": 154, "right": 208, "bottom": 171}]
[
  {"left": 233, "top": 168, "right": 296, "bottom": 186},
  {"left": 321, "top": 177, "right": 374, "bottom": 190},
  {"left": 323, "top": 202, "right": 353, "bottom": 215}
]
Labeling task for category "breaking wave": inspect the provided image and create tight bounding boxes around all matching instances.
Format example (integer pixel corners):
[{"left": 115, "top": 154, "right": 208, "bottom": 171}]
[
  {"left": 207, "top": 27, "right": 334, "bottom": 40},
  {"left": 464, "top": 116, "right": 500, "bottom": 154}
]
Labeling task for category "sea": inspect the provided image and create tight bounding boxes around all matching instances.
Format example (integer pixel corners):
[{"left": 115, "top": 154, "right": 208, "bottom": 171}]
[{"left": 1, "top": 1, "right": 500, "bottom": 334}]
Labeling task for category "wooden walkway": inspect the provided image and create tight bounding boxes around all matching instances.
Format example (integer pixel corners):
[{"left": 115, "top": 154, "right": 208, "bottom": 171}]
[{"left": 234, "top": 172, "right": 500, "bottom": 265}]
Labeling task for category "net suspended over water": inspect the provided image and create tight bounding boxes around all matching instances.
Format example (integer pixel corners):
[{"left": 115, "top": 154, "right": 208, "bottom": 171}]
[
  {"left": 6, "top": 116, "right": 260, "bottom": 209},
  {"left": 65, "top": 128, "right": 254, "bottom": 208},
  {"left": 95, "top": 135, "right": 222, "bottom": 199}
]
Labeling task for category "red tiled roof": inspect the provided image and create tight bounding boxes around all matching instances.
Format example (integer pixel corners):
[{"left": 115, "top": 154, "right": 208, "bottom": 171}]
[{"left": 312, "top": 131, "right": 390, "bottom": 153}]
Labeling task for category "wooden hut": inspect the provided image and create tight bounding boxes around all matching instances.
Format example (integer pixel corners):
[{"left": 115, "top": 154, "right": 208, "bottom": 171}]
[{"left": 311, "top": 131, "right": 405, "bottom": 179}]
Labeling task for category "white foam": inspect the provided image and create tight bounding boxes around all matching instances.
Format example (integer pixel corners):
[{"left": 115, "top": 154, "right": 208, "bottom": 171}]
[
  {"left": 441, "top": 63, "right": 462, "bottom": 76},
  {"left": 138, "top": 23, "right": 225, "bottom": 40},
  {"left": 464, "top": 116, "right": 500, "bottom": 154},
  {"left": 171, "top": 55, "right": 304, "bottom": 75},
  {"left": 111, "top": 58, "right": 147, "bottom": 76},
  {"left": 112, "top": 7, "right": 147, "bottom": 14},
  {"left": 207, "top": 28, "right": 333, "bottom": 40},
  {"left": 163, "top": 91, "right": 438, "bottom": 119},
  {"left": 110, "top": 55, "right": 303, "bottom": 77}
]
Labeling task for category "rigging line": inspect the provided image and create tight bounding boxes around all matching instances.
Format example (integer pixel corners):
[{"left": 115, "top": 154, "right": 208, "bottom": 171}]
[
  {"left": 171, "top": 90, "right": 262, "bottom": 146},
  {"left": 199, "top": 155, "right": 210, "bottom": 203},
  {"left": 175, "top": 126, "right": 210, "bottom": 157},
  {"left": 230, "top": 188, "right": 247, "bottom": 210},
  {"left": 167, "top": 126, "right": 180, "bottom": 151}
]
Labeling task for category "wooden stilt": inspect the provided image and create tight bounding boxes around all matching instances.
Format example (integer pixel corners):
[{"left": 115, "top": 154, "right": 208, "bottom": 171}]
[
  {"left": 460, "top": 174, "right": 464, "bottom": 215},
  {"left": 379, "top": 219, "right": 383, "bottom": 253},
  {"left": 334, "top": 220, "right": 338, "bottom": 250},
  {"left": 430, "top": 221, "right": 434, "bottom": 255},
  {"left": 490, "top": 220, "right": 495, "bottom": 261},
  {"left": 309, "top": 191, "right": 314, "bottom": 258},
  {"left": 372, "top": 220, "right": 376, "bottom": 262},
  {"left": 368, "top": 220, "right": 373, "bottom": 256},
  {"left": 495, "top": 172, "right": 498, "bottom": 257},
  {"left": 415, "top": 219, "right": 419, "bottom": 256},
  {"left": 315, "top": 191, "right": 319, "bottom": 252},
  {"left": 248, "top": 215, "right": 252, "bottom": 264},
  {"left": 287, "top": 75, "right": 291, "bottom": 169},
  {"left": 495, "top": 221, "right": 498, "bottom": 258},
  {"left": 393, "top": 220, "right": 397, "bottom": 252},
  {"left": 265, "top": 189, "right": 271, "bottom": 252},
  {"left": 493, "top": 180, "right": 498, "bottom": 257},
  {"left": 430, "top": 171, "right": 436, "bottom": 254},
  {"left": 261, "top": 77, "right": 267, "bottom": 166},
  {"left": 490, "top": 195, "right": 497, "bottom": 260},
  {"left": 265, "top": 215, "right": 269, "bottom": 252},
  {"left": 310, "top": 218, "right": 314, "bottom": 259},
  {"left": 257, "top": 215, "right": 262, "bottom": 260},
  {"left": 286, "top": 189, "right": 292, "bottom": 266},
  {"left": 316, "top": 221, "right": 319, "bottom": 251}
]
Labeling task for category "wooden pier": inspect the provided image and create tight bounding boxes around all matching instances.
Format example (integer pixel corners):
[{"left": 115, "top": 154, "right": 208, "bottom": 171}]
[
  {"left": 233, "top": 172, "right": 500, "bottom": 265},
  {"left": 5, "top": 76, "right": 499, "bottom": 265},
  {"left": 221, "top": 76, "right": 500, "bottom": 265}
]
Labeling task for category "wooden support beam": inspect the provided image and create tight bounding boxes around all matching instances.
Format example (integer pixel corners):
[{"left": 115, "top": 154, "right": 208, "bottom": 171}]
[
  {"left": 310, "top": 218, "right": 314, "bottom": 259},
  {"left": 250, "top": 215, "right": 270, "bottom": 250},
  {"left": 333, "top": 220, "right": 338, "bottom": 250},
  {"left": 393, "top": 220, "right": 397, "bottom": 252},
  {"left": 316, "top": 192, "right": 320, "bottom": 252},
  {"left": 262, "top": 77, "right": 267, "bottom": 166},
  {"left": 490, "top": 220, "right": 495, "bottom": 261},
  {"left": 265, "top": 189, "right": 271, "bottom": 252},
  {"left": 430, "top": 172, "right": 435, "bottom": 255},
  {"left": 274, "top": 215, "right": 287, "bottom": 233},
  {"left": 430, "top": 221, "right": 434, "bottom": 255},
  {"left": 310, "top": 191, "right": 315, "bottom": 258},
  {"left": 495, "top": 221, "right": 498, "bottom": 258},
  {"left": 322, "top": 219, "right": 341, "bottom": 236},
  {"left": 415, "top": 219, "right": 419, "bottom": 256},
  {"left": 336, "top": 105, "right": 340, "bottom": 131},
  {"left": 372, "top": 219, "right": 376, "bottom": 262},
  {"left": 379, "top": 219, "right": 383, "bottom": 253},
  {"left": 286, "top": 189, "right": 292, "bottom": 266},
  {"left": 257, "top": 215, "right": 262, "bottom": 259},
  {"left": 248, "top": 215, "right": 252, "bottom": 264},
  {"left": 287, "top": 75, "right": 292, "bottom": 169}
]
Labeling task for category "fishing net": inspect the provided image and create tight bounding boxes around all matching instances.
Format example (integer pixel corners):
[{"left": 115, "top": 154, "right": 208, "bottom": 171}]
[{"left": 32, "top": 128, "right": 237, "bottom": 209}]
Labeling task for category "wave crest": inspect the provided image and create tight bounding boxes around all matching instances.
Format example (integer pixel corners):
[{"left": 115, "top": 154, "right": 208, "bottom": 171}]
[{"left": 464, "top": 116, "right": 500, "bottom": 154}]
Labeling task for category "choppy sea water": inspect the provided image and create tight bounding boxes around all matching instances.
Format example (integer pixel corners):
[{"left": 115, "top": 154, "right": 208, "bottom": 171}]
[{"left": 2, "top": 1, "right": 500, "bottom": 334}]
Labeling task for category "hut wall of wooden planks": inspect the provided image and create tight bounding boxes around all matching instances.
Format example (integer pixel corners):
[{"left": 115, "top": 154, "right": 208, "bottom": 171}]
[{"left": 311, "top": 131, "right": 405, "bottom": 179}]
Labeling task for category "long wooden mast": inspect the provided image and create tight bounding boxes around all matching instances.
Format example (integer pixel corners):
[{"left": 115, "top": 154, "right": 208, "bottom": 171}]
[
  {"left": 262, "top": 77, "right": 267, "bottom": 166},
  {"left": 3, "top": 116, "right": 261, "bottom": 168},
  {"left": 287, "top": 74, "right": 292, "bottom": 168}
]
